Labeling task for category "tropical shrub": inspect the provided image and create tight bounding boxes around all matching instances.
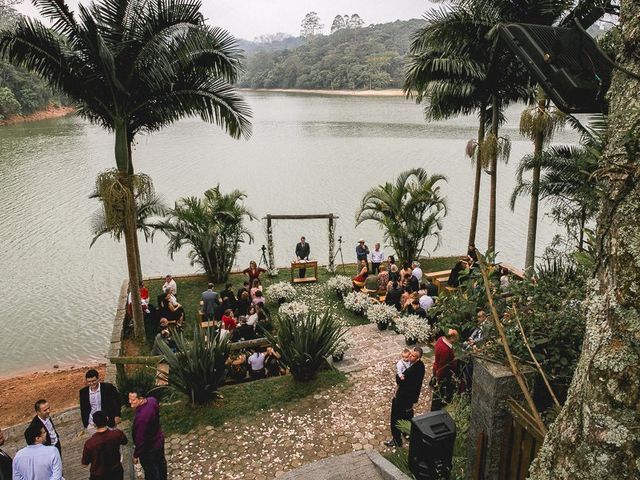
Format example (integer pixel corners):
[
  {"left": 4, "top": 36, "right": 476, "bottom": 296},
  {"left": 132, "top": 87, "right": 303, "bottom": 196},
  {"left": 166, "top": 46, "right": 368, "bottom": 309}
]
[
  {"left": 156, "top": 186, "right": 255, "bottom": 282},
  {"left": 265, "top": 281, "right": 297, "bottom": 303},
  {"left": 116, "top": 367, "right": 157, "bottom": 406},
  {"left": 261, "top": 310, "right": 345, "bottom": 382},
  {"left": 395, "top": 315, "right": 432, "bottom": 343},
  {"left": 355, "top": 168, "right": 447, "bottom": 263},
  {"left": 365, "top": 302, "right": 400, "bottom": 326},
  {"left": 326, "top": 275, "right": 354, "bottom": 296},
  {"left": 155, "top": 326, "right": 230, "bottom": 405},
  {"left": 343, "top": 291, "right": 372, "bottom": 314},
  {"left": 278, "top": 300, "right": 310, "bottom": 321}
]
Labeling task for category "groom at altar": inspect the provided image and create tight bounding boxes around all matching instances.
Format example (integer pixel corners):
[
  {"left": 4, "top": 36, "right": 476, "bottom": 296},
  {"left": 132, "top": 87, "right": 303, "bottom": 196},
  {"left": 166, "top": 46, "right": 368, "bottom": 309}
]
[{"left": 295, "top": 236, "right": 310, "bottom": 278}]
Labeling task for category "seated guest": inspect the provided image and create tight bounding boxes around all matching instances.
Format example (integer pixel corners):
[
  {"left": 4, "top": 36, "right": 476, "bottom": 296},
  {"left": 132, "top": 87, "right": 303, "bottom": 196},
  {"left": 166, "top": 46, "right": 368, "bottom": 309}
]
[
  {"left": 364, "top": 273, "right": 379, "bottom": 292},
  {"left": 408, "top": 273, "right": 419, "bottom": 293},
  {"left": 500, "top": 268, "right": 511, "bottom": 292},
  {"left": 152, "top": 328, "right": 176, "bottom": 355},
  {"left": 226, "top": 353, "right": 247, "bottom": 382},
  {"left": 401, "top": 292, "right": 417, "bottom": 313},
  {"left": 220, "top": 283, "right": 237, "bottom": 308},
  {"left": 159, "top": 291, "right": 184, "bottom": 327},
  {"left": 250, "top": 279, "right": 263, "bottom": 301},
  {"left": 233, "top": 317, "right": 256, "bottom": 342},
  {"left": 426, "top": 279, "right": 438, "bottom": 297},
  {"left": 385, "top": 281, "right": 403, "bottom": 310},
  {"left": 221, "top": 309, "right": 237, "bottom": 331},
  {"left": 352, "top": 259, "right": 369, "bottom": 283},
  {"left": 377, "top": 264, "right": 389, "bottom": 291},
  {"left": 237, "top": 281, "right": 250, "bottom": 302},
  {"left": 399, "top": 262, "right": 412, "bottom": 286},
  {"left": 139, "top": 281, "right": 150, "bottom": 314},
  {"left": 162, "top": 274, "right": 177, "bottom": 296},
  {"left": 243, "top": 261, "right": 266, "bottom": 284},
  {"left": 389, "top": 262, "right": 400, "bottom": 283},
  {"left": 419, "top": 293, "right": 434, "bottom": 313},
  {"left": 467, "top": 243, "right": 478, "bottom": 265},
  {"left": 236, "top": 291, "right": 251, "bottom": 317},
  {"left": 247, "top": 349, "right": 266, "bottom": 379},
  {"left": 409, "top": 298, "right": 427, "bottom": 319},
  {"left": 252, "top": 290, "right": 266, "bottom": 307},
  {"left": 463, "top": 310, "right": 488, "bottom": 351},
  {"left": 447, "top": 260, "right": 468, "bottom": 288},
  {"left": 265, "top": 347, "right": 285, "bottom": 377},
  {"left": 246, "top": 305, "right": 259, "bottom": 327}
]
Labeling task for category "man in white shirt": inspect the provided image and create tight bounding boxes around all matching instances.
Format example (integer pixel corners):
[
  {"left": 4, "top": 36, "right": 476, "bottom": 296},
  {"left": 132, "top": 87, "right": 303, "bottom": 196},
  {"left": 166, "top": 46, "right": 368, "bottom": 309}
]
[
  {"left": 12, "top": 423, "right": 63, "bottom": 480},
  {"left": 419, "top": 294, "right": 434, "bottom": 312},
  {"left": 411, "top": 261, "right": 423, "bottom": 282},
  {"left": 162, "top": 274, "right": 177, "bottom": 296},
  {"left": 371, "top": 243, "right": 385, "bottom": 274},
  {"left": 29, "top": 400, "right": 61, "bottom": 454}
]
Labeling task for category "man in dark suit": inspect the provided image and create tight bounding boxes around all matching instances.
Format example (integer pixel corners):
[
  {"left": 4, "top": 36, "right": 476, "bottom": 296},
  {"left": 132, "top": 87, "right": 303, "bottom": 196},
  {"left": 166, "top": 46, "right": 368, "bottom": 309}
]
[
  {"left": 30, "top": 399, "right": 61, "bottom": 454},
  {"left": 201, "top": 283, "right": 219, "bottom": 321},
  {"left": 0, "top": 428, "right": 12, "bottom": 480},
  {"left": 79, "top": 369, "right": 122, "bottom": 430},
  {"left": 385, "top": 346, "right": 426, "bottom": 447},
  {"left": 295, "top": 236, "right": 310, "bottom": 278}
]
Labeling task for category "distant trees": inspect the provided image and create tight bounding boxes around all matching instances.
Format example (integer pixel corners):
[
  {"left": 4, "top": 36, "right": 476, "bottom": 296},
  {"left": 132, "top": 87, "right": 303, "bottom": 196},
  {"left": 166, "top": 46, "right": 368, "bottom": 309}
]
[
  {"left": 300, "top": 11, "right": 323, "bottom": 38},
  {"left": 332, "top": 14, "right": 365, "bottom": 33},
  {"left": 253, "top": 32, "right": 292, "bottom": 44}
]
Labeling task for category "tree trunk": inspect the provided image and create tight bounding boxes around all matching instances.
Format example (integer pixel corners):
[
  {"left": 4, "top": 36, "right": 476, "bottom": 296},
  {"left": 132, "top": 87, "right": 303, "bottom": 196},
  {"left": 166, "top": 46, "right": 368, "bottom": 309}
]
[
  {"left": 128, "top": 142, "right": 143, "bottom": 282},
  {"left": 115, "top": 120, "right": 144, "bottom": 341},
  {"left": 528, "top": 2, "right": 640, "bottom": 477},
  {"left": 468, "top": 103, "right": 487, "bottom": 247},
  {"left": 524, "top": 93, "right": 546, "bottom": 277},
  {"left": 487, "top": 95, "right": 499, "bottom": 252}
]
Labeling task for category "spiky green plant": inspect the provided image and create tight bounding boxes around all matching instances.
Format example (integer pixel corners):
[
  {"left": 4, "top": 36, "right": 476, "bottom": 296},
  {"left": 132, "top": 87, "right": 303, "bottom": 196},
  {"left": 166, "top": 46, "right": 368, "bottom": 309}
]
[
  {"left": 261, "top": 310, "right": 345, "bottom": 382},
  {"left": 155, "top": 326, "right": 230, "bottom": 405}
]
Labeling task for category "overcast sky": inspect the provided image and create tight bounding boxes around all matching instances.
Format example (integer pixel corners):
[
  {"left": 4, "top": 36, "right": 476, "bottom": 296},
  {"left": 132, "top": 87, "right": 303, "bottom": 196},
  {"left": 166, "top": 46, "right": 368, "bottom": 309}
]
[{"left": 15, "top": 0, "right": 434, "bottom": 40}]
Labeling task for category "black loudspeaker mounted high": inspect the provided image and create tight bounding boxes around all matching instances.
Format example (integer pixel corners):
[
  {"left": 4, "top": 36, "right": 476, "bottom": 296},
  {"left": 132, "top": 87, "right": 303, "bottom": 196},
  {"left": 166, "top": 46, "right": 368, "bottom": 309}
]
[
  {"left": 408, "top": 410, "right": 457, "bottom": 480},
  {"left": 498, "top": 23, "right": 612, "bottom": 114}
]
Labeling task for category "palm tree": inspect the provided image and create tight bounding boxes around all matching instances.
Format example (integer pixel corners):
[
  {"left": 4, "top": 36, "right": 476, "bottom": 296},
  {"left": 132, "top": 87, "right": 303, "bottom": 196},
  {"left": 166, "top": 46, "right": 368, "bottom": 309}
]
[
  {"left": 511, "top": 115, "right": 604, "bottom": 251},
  {"left": 155, "top": 186, "right": 255, "bottom": 282},
  {"left": 355, "top": 168, "right": 447, "bottom": 264},
  {"left": 0, "top": 0, "right": 252, "bottom": 340}
]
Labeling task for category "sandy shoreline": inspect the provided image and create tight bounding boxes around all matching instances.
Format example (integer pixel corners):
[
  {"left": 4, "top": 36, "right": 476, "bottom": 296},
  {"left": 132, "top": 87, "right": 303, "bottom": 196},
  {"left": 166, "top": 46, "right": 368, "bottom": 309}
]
[
  {"left": 242, "top": 87, "right": 405, "bottom": 97},
  {"left": 0, "top": 105, "right": 75, "bottom": 126}
]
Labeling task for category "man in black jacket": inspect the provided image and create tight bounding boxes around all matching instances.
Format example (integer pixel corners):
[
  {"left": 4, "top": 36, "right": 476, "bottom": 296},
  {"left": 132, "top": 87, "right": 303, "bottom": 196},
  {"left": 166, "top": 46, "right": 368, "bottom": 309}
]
[
  {"left": 0, "top": 428, "right": 11, "bottom": 480},
  {"left": 79, "top": 369, "right": 122, "bottom": 430},
  {"left": 385, "top": 347, "right": 426, "bottom": 447},
  {"left": 29, "top": 399, "right": 61, "bottom": 454},
  {"left": 295, "top": 236, "right": 310, "bottom": 278}
]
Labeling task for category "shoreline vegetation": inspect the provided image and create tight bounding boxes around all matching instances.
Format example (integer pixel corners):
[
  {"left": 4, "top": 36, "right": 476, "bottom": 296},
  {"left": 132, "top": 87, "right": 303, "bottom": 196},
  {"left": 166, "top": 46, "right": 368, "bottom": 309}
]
[
  {"left": 242, "top": 87, "right": 405, "bottom": 97},
  {"left": 0, "top": 104, "right": 75, "bottom": 126}
]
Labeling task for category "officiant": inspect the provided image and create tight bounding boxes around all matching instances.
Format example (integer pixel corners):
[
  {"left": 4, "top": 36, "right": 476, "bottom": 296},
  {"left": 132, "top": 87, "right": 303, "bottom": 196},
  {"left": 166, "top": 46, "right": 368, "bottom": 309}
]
[{"left": 295, "top": 236, "right": 310, "bottom": 278}]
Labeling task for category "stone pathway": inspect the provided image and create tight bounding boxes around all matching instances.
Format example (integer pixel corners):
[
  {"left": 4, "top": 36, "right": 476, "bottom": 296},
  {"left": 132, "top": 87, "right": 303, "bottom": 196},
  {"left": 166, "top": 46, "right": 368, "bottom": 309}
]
[
  {"left": 165, "top": 324, "right": 433, "bottom": 479},
  {"left": 279, "top": 451, "right": 385, "bottom": 480}
]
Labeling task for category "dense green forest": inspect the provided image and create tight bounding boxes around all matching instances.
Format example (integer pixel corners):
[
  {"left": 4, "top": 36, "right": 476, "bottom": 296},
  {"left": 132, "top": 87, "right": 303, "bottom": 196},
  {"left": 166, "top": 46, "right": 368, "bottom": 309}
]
[
  {"left": 239, "top": 19, "right": 424, "bottom": 90},
  {"left": 0, "top": 1, "right": 63, "bottom": 120}
]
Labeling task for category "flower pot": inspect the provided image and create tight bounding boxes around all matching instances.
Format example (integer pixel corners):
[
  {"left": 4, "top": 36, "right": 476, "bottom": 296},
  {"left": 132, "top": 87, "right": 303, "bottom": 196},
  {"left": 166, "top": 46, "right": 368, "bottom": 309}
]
[
  {"left": 336, "top": 289, "right": 344, "bottom": 301},
  {"left": 332, "top": 352, "right": 344, "bottom": 362},
  {"left": 277, "top": 298, "right": 287, "bottom": 305},
  {"left": 405, "top": 337, "right": 417, "bottom": 346},
  {"left": 377, "top": 321, "right": 389, "bottom": 331}
]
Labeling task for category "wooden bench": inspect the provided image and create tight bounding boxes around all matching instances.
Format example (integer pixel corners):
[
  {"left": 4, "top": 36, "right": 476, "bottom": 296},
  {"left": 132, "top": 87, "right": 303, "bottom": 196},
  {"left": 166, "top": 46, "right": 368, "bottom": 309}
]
[
  {"left": 425, "top": 269, "right": 452, "bottom": 294},
  {"left": 498, "top": 262, "right": 526, "bottom": 280}
]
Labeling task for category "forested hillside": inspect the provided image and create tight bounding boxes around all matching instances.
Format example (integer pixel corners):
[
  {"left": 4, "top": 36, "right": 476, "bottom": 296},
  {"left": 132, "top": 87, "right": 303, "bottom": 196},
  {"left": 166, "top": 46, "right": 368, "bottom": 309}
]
[
  {"left": 0, "top": 1, "right": 64, "bottom": 120},
  {"left": 239, "top": 19, "right": 424, "bottom": 90}
]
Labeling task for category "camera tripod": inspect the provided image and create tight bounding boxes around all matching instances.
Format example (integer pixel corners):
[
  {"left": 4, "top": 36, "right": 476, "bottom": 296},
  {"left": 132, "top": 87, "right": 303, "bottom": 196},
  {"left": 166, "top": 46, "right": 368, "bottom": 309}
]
[
  {"left": 331, "top": 236, "right": 346, "bottom": 273},
  {"left": 258, "top": 245, "right": 269, "bottom": 269}
]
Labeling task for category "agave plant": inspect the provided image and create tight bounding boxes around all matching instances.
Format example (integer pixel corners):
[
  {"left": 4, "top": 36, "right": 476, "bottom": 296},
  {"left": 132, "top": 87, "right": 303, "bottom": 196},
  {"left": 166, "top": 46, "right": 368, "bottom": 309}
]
[
  {"left": 155, "top": 326, "right": 230, "bottom": 405},
  {"left": 261, "top": 310, "right": 345, "bottom": 382}
]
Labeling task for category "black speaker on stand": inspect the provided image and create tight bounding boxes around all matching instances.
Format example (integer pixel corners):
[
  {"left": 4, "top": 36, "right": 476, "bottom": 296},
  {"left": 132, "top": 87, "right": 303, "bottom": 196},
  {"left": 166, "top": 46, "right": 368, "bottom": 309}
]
[{"left": 408, "top": 410, "right": 457, "bottom": 480}]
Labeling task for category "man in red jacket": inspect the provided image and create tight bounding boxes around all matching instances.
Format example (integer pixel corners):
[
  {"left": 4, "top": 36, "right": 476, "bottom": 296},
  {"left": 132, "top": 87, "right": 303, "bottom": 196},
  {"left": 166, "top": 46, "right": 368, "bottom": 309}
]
[{"left": 431, "top": 329, "right": 459, "bottom": 411}]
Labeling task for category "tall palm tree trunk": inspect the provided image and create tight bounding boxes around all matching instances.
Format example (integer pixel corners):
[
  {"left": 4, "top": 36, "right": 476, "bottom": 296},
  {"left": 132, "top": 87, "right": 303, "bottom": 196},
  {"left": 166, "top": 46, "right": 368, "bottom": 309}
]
[
  {"left": 115, "top": 120, "right": 144, "bottom": 341},
  {"left": 487, "top": 95, "right": 499, "bottom": 252},
  {"left": 128, "top": 142, "right": 144, "bottom": 282},
  {"left": 468, "top": 103, "right": 487, "bottom": 246},
  {"left": 524, "top": 93, "right": 546, "bottom": 277}
]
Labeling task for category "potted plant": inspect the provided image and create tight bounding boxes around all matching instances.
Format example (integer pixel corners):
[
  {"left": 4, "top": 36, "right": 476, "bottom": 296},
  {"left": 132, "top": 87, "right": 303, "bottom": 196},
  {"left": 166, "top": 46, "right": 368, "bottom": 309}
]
[
  {"left": 366, "top": 303, "right": 399, "bottom": 330},
  {"left": 395, "top": 315, "right": 432, "bottom": 345},
  {"left": 343, "top": 291, "right": 372, "bottom": 316},
  {"left": 278, "top": 301, "right": 310, "bottom": 322},
  {"left": 332, "top": 331, "right": 353, "bottom": 362},
  {"left": 326, "top": 275, "right": 353, "bottom": 300},
  {"left": 265, "top": 281, "right": 297, "bottom": 304}
]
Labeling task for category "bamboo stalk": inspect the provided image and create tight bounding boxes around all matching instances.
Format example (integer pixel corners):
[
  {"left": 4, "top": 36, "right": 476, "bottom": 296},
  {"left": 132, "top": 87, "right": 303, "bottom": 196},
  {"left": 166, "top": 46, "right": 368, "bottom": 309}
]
[
  {"left": 512, "top": 304, "right": 561, "bottom": 409},
  {"left": 476, "top": 251, "right": 547, "bottom": 435}
]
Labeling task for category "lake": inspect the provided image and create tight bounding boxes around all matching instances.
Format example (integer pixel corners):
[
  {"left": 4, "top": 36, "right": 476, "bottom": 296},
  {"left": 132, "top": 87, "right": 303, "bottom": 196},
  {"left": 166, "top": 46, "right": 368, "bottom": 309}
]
[{"left": 0, "top": 91, "right": 578, "bottom": 376}]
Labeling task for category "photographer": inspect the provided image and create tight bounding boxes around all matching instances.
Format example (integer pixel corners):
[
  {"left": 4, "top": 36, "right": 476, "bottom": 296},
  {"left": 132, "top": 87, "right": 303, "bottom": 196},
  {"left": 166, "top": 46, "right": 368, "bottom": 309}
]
[
  {"left": 243, "top": 260, "right": 266, "bottom": 284},
  {"left": 356, "top": 238, "right": 370, "bottom": 270}
]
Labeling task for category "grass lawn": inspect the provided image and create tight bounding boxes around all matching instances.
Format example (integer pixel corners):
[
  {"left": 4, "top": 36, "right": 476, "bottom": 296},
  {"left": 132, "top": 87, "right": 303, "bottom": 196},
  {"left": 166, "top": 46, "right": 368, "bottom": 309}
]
[{"left": 154, "top": 369, "right": 347, "bottom": 434}]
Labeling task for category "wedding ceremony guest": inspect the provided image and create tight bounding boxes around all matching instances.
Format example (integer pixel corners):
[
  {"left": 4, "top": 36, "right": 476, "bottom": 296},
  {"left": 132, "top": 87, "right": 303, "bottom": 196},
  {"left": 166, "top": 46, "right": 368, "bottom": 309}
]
[
  {"left": 500, "top": 267, "right": 511, "bottom": 292},
  {"left": 243, "top": 261, "right": 266, "bottom": 284},
  {"left": 411, "top": 261, "right": 423, "bottom": 282},
  {"left": 129, "top": 389, "right": 167, "bottom": 480},
  {"left": 248, "top": 349, "right": 266, "bottom": 379},
  {"left": 12, "top": 424, "right": 62, "bottom": 480},
  {"left": 29, "top": 400, "right": 61, "bottom": 454},
  {"left": 79, "top": 369, "right": 121, "bottom": 431},
  {"left": 250, "top": 278, "right": 263, "bottom": 301},
  {"left": 236, "top": 291, "right": 251, "bottom": 317},
  {"left": 152, "top": 329, "right": 175, "bottom": 355},
  {"left": 0, "top": 428, "right": 12, "bottom": 480},
  {"left": 222, "top": 309, "right": 237, "bottom": 331},
  {"left": 162, "top": 275, "right": 177, "bottom": 296},
  {"left": 220, "top": 283, "right": 236, "bottom": 307},
  {"left": 237, "top": 281, "right": 250, "bottom": 302},
  {"left": 252, "top": 289, "right": 266, "bottom": 307},
  {"left": 426, "top": 279, "right": 438, "bottom": 297},
  {"left": 226, "top": 353, "right": 248, "bottom": 382},
  {"left": 139, "top": 281, "right": 150, "bottom": 314},
  {"left": 352, "top": 259, "right": 369, "bottom": 283},
  {"left": 396, "top": 348, "right": 411, "bottom": 381},
  {"left": 385, "top": 347, "right": 425, "bottom": 448},
  {"left": 201, "top": 283, "right": 219, "bottom": 321},
  {"left": 159, "top": 291, "right": 184, "bottom": 327},
  {"left": 356, "top": 239, "right": 370, "bottom": 269},
  {"left": 246, "top": 305, "right": 259, "bottom": 327},
  {"left": 233, "top": 317, "right": 256, "bottom": 342},
  {"left": 432, "top": 329, "right": 459, "bottom": 410},
  {"left": 371, "top": 243, "right": 384, "bottom": 274},
  {"left": 81, "top": 411, "right": 128, "bottom": 480},
  {"left": 295, "top": 236, "right": 310, "bottom": 278},
  {"left": 447, "top": 260, "right": 467, "bottom": 288},
  {"left": 385, "top": 281, "right": 403, "bottom": 310},
  {"left": 400, "top": 262, "right": 412, "bottom": 286},
  {"left": 364, "top": 272, "right": 380, "bottom": 292},
  {"left": 419, "top": 292, "right": 434, "bottom": 313},
  {"left": 389, "top": 263, "right": 400, "bottom": 283},
  {"left": 463, "top": 311, "right": 488, "bottom": 351},
  {"left": 467, "top": 243, "right": 478, "bottom": 264},
  {"left": 408, "top": 272, "right": 420, "bottom": 293},
  {"left": 265, "top": 347, "right": 285, "bottom": 377},
  {"left": 377, "top": 264, "right": 389, "bottom": 290}
]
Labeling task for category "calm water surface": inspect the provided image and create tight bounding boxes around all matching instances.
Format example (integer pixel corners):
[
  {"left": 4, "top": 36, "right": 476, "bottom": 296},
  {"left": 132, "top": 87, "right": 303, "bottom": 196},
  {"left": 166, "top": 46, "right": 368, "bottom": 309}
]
[{"left": 0, "top": 92, "right": 578, "bottom": 376}]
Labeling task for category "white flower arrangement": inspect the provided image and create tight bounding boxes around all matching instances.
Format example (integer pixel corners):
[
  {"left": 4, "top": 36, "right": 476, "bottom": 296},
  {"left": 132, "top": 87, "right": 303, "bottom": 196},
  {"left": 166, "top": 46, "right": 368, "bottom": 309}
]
[
  {"left": 343, "top": 291, "right": 372, "bottom": 314},
  {"left": 333, "top": 330, "right": 354, "bottom": 357},
  {"left": 366, "top": 302, "right": 400, "bottom": 326},
  {"left": 326, "top": 275, "right": 353, "bottom": 295},
  {"left": 395, "top": 315, "right": 432, "bottom": 343},
  {"left": 278, "top": 300, "right": 310, "bottom": 321},
  {"left": 265, "top": 281, "right": 297, "bottom": 303}
]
